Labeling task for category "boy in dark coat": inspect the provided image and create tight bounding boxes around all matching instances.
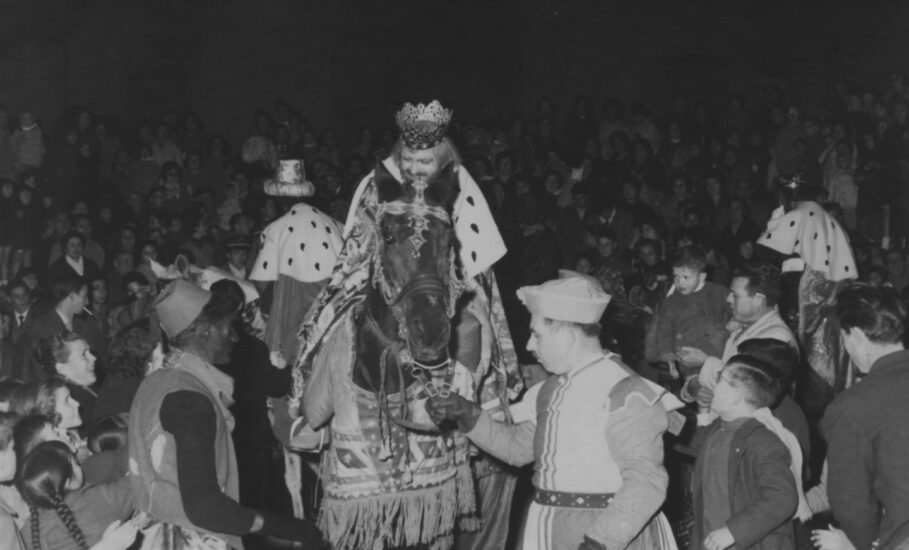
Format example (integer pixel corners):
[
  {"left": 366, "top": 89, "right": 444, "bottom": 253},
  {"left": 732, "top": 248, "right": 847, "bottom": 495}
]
[
  {"left": 645, "top": 245, "right": 729, "bottom": 377},
  {"left": 691, "top": 354, "right": 798, "bottom": 550}
]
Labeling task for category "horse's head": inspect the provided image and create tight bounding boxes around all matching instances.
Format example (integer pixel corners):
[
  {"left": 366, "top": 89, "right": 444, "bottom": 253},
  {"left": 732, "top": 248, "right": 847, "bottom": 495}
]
[{"left": 372, "top": 160, "right": 462, "bottom": 365}]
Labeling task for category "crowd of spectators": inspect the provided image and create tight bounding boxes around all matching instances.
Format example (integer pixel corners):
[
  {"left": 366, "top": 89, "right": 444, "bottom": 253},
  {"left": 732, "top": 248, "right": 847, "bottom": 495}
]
[{"left": 1, "top": 73, "right": 909, "bottom": 550}]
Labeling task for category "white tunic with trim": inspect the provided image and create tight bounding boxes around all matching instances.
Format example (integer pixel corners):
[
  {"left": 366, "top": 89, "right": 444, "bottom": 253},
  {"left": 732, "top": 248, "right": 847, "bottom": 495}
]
[{"left": 466, "top": 355, "right": 675, "bottom": 550}]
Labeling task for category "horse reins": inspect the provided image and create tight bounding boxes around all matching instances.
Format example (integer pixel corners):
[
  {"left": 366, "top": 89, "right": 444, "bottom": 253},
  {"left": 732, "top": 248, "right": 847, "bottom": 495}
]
[{"left": 360, "top": 305, "right": 452, "bottom": 437}]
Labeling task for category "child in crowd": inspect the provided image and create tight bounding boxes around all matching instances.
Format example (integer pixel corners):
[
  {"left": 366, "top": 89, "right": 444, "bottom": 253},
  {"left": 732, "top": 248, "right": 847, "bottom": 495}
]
[
  {"left": 10, "top": 113, "right": 45, "bottom": 173},
  {"left": 0, "top": 412, "right": 25, "bottom": 549},
  {"left": 17, "top": 440, "right": 138, "bottom": 550},
  {"left": 691, "top": 355, "right": 798, "bottom": 550},
  {"left": 645, "top": 245, "right": 729, "bottom": 378}
]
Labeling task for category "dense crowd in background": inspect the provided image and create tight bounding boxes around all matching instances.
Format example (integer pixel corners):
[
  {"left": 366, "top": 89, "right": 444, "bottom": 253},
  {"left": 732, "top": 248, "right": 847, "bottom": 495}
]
[{"left": 1, "top": 72, "right": 909, "bottom": 550}]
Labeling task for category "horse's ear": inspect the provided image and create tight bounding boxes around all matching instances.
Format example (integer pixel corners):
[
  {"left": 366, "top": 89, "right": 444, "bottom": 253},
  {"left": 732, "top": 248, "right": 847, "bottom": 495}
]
[
  {"left": 426, "top": 162, "right": 460, "bottom": 211},
  {"left": 374, "top": 161, "right": 404, "bottom": 203}
]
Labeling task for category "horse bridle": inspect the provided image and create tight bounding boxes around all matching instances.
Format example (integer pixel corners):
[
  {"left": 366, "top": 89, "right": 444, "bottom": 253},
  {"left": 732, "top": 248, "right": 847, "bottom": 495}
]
[{"left": 359, "top": 304, "right": 451, "bottom": 437}]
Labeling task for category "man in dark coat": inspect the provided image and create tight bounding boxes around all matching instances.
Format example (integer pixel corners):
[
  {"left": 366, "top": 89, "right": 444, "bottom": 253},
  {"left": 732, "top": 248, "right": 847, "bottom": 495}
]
[{"left": 822, "top": 283, "right": 909, "bottom": 550}]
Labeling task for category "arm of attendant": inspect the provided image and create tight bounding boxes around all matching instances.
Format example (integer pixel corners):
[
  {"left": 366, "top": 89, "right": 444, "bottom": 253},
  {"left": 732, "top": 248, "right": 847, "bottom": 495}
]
[
  {"left": 461, "top": 381, "right": 540, "bottom": 467},
  {"left": 821, "top": 404, "right": 880, "bottom": 550},
  {"left": 725, "top": 430, "right": 798, "bottom": 548},
  {"left": 161, "top": 391, "right": 320, "bottom": 542},
  {"left": 464, "top": 414, "right": 536, "bottom": 467},
  {"left": 586, "top": 392, "right": 669, "bottom": 549}
]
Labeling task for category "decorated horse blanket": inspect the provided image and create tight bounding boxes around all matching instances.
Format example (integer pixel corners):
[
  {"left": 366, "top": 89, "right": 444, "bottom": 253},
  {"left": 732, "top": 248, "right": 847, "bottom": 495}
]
[{"left": 290, "top": 161, "right": 522, "bottom": 550}]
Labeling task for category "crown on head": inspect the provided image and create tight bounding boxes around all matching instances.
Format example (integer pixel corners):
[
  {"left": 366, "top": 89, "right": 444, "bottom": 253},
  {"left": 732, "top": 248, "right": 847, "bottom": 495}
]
[
  {"left": 780, "top": 173, "right": 807, "bottom": 190},
  {"left": 395, "top": 100, "right": 453, "bottom": 150}
]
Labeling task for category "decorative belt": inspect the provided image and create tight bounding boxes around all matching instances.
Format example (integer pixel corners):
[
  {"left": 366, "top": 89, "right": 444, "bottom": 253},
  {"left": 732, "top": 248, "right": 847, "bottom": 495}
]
[{"left": 533, "top": 489, "right": 614, "bottom": 509}]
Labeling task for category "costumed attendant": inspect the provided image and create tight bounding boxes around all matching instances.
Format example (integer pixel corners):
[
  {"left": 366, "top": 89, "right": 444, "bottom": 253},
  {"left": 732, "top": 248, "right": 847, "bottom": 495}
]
[
  {"left": 428, "top": 274, "right": 679, "bottom": 550},
  {"left": 755, "top": 174, "right": 858, "bottom": 422},
  {"left": 127, "top": 280, "right": 322, "bottom": 549}
]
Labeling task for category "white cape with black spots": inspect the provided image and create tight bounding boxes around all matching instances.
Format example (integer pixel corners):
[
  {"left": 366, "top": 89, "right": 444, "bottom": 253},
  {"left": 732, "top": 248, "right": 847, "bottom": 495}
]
[
  {"left": 345, "top": 156, "right": 507, "bottom": 280},
  {"left": 758, "top": 201, "right": 857, "bottom": 282},
  {"left": 250, "top": 204, "right": 344, "bottom": 283}
]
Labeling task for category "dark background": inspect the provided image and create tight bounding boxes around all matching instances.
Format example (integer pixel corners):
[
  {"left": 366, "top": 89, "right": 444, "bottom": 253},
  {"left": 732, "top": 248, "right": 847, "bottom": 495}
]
[{"left": 0, "top": 0, "right": 907, "bottom": 141}]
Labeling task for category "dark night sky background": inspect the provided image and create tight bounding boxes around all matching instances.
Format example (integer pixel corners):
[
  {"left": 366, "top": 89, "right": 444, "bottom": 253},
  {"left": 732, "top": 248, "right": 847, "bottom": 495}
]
[{"left": 0, "top": 0, "right": 907, "bottom": 141}]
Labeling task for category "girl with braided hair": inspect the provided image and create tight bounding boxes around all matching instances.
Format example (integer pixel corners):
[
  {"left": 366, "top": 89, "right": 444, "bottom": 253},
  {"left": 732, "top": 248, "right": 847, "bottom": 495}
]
[
  {"left": 16, "top": 440, "right": 138, "bottom": 550},
  {"left": 0, "top": 411, "right": 25, "bottom": 550}
]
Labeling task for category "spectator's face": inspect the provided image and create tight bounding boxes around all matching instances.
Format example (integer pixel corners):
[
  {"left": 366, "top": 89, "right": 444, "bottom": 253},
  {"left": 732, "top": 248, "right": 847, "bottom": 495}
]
[
  {"left": 596, "top": 237, "right": 616, "bottom": 259},
  {"left": 65, "top": 237, "right": 84, "bottom": 260},
  {"left": 54, "top": 386, "right": 82, "bottom": 429},
  {"left": 140, "top": 244, "right": 157, "bottom": 262},
  {"left": 730, "top": 201, "right": 745, "bottom": 222},
  {"left": 91, "top": 279, "right": 108, "bottom": 304},
  {"left": 622, "top": 183, "right": 638, "bottom": 202},
  {"left": 738, "top": 241, "right": 754, "bottom": 260},
  {"left": 573, "top": 192, "right": 589, "bottom": 210},
  {"left": 727, "top": 276, "right": 763, "bottom": 323},
  {"left": 711, "top": 367, "right": 744, "bottom": 416},
  {"left": 206, "top": 316, "right": 238, "bottom": 365},
  {"left": 70, "top": 286, "right": 88, "bottom": 312},
  {"left": 0, "top": 183, "right": 12, "bottom": 198},
  {"left": 400, "top": 147, "right": 440, "bottom": 184},
  {"left": 497, "top": 158, "right": 512, "bottom": 177},
  {"left": 74, "top": 218, "right": 92, "bottom": 238},
  {"left": 114, "top": 253, "right": 134, "bottom": 275},
  {"left": 228, "top": 249, "right": 248, "bottom": 268},
  {"left": 574, "top": 257, "right": 593, "bottom": 275},
  {"left": 127, "top": 282, "right": 151, "bottom": 301},
  {"left": 188, "top": 155, "right": 202, "bottom": 171},
  {"left": 10, "top": 286, "right": 30, "bottom": 312},
  {"left": 868, "top": 271, "right": 885, "bottom": 287},
  {"left": 673, "top": 266, "right": 705, "bottom": 295},
  {"left": 544, "top": 174, "right": 560, "bottom": 193},
  {"left": 72, "top": 201, "right": 88, "bottom": 216},
  {"left": 639, "top": 245, "right": 658, "bottom": 267},
  {"left": 233, "top": 216, "right": 252, "bottom": 236}
]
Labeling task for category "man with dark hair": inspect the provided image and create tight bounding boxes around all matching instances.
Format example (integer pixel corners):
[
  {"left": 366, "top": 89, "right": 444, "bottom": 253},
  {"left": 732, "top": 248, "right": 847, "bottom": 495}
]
[
  {"left": 427, "top": 274, "right": 678, "bottom": 550},
  {"left": 821, "top": 283, "right": 909, "bottom": 550},
  {"left": 8, "top": 278, "right": 35, "bottom": 345},
  {"left": 128, "top": 279, "right": 322, "bottom": 547},
  {"left": 20, "top": 275, "right": 93, "bottom": 381},
  {"left": 677, "top": 264, "right": 796, "bottom": 411}
]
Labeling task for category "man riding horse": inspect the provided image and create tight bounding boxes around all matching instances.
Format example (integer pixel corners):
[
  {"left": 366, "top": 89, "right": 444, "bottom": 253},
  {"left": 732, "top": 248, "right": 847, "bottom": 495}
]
[{"left": 283, "top": 100, "right": 522, "bottom": 550}]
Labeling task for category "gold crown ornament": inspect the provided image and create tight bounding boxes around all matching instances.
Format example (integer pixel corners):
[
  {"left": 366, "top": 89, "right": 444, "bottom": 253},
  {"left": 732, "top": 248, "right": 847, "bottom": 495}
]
[{"left": 395, "top": 100, "right": 453, "bottom": 150}]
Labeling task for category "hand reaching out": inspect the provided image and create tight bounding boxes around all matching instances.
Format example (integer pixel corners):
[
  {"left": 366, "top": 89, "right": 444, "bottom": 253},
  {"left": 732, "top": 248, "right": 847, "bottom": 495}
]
[
  {"left": 90, "top": 519, "right": 139, "bottom": 550},
  {"left": 811, "top": 526, "right": 856, "bottom": 550},
  {"left": 676, "top": 347, "right": 708, "bottom": 368},
  {"left": 704, "top": 527, "right": 734, "bottom": 550},
  {"left": 425, "top": 394, "right": 481, "bottom": 432}
]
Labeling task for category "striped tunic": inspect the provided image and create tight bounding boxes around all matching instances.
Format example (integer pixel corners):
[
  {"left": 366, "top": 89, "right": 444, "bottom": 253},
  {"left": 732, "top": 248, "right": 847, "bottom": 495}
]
[{"left": 467, "top": 354, "right": 677, "bottom": 550}]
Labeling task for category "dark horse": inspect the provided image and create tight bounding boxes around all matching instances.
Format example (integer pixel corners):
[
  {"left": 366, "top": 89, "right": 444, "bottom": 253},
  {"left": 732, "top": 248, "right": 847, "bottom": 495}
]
[
  {"left": 353, "top": 160, "right": 464, "bottom": 402},
  {"left": 301, "top": 159, "right": 477, "bottom": 550}
]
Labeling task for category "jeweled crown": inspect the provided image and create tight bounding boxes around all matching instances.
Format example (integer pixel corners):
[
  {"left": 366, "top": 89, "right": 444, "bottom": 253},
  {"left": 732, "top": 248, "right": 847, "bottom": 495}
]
[{"left": 395, "top": 100, "right": 453, "bottom": 150}]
